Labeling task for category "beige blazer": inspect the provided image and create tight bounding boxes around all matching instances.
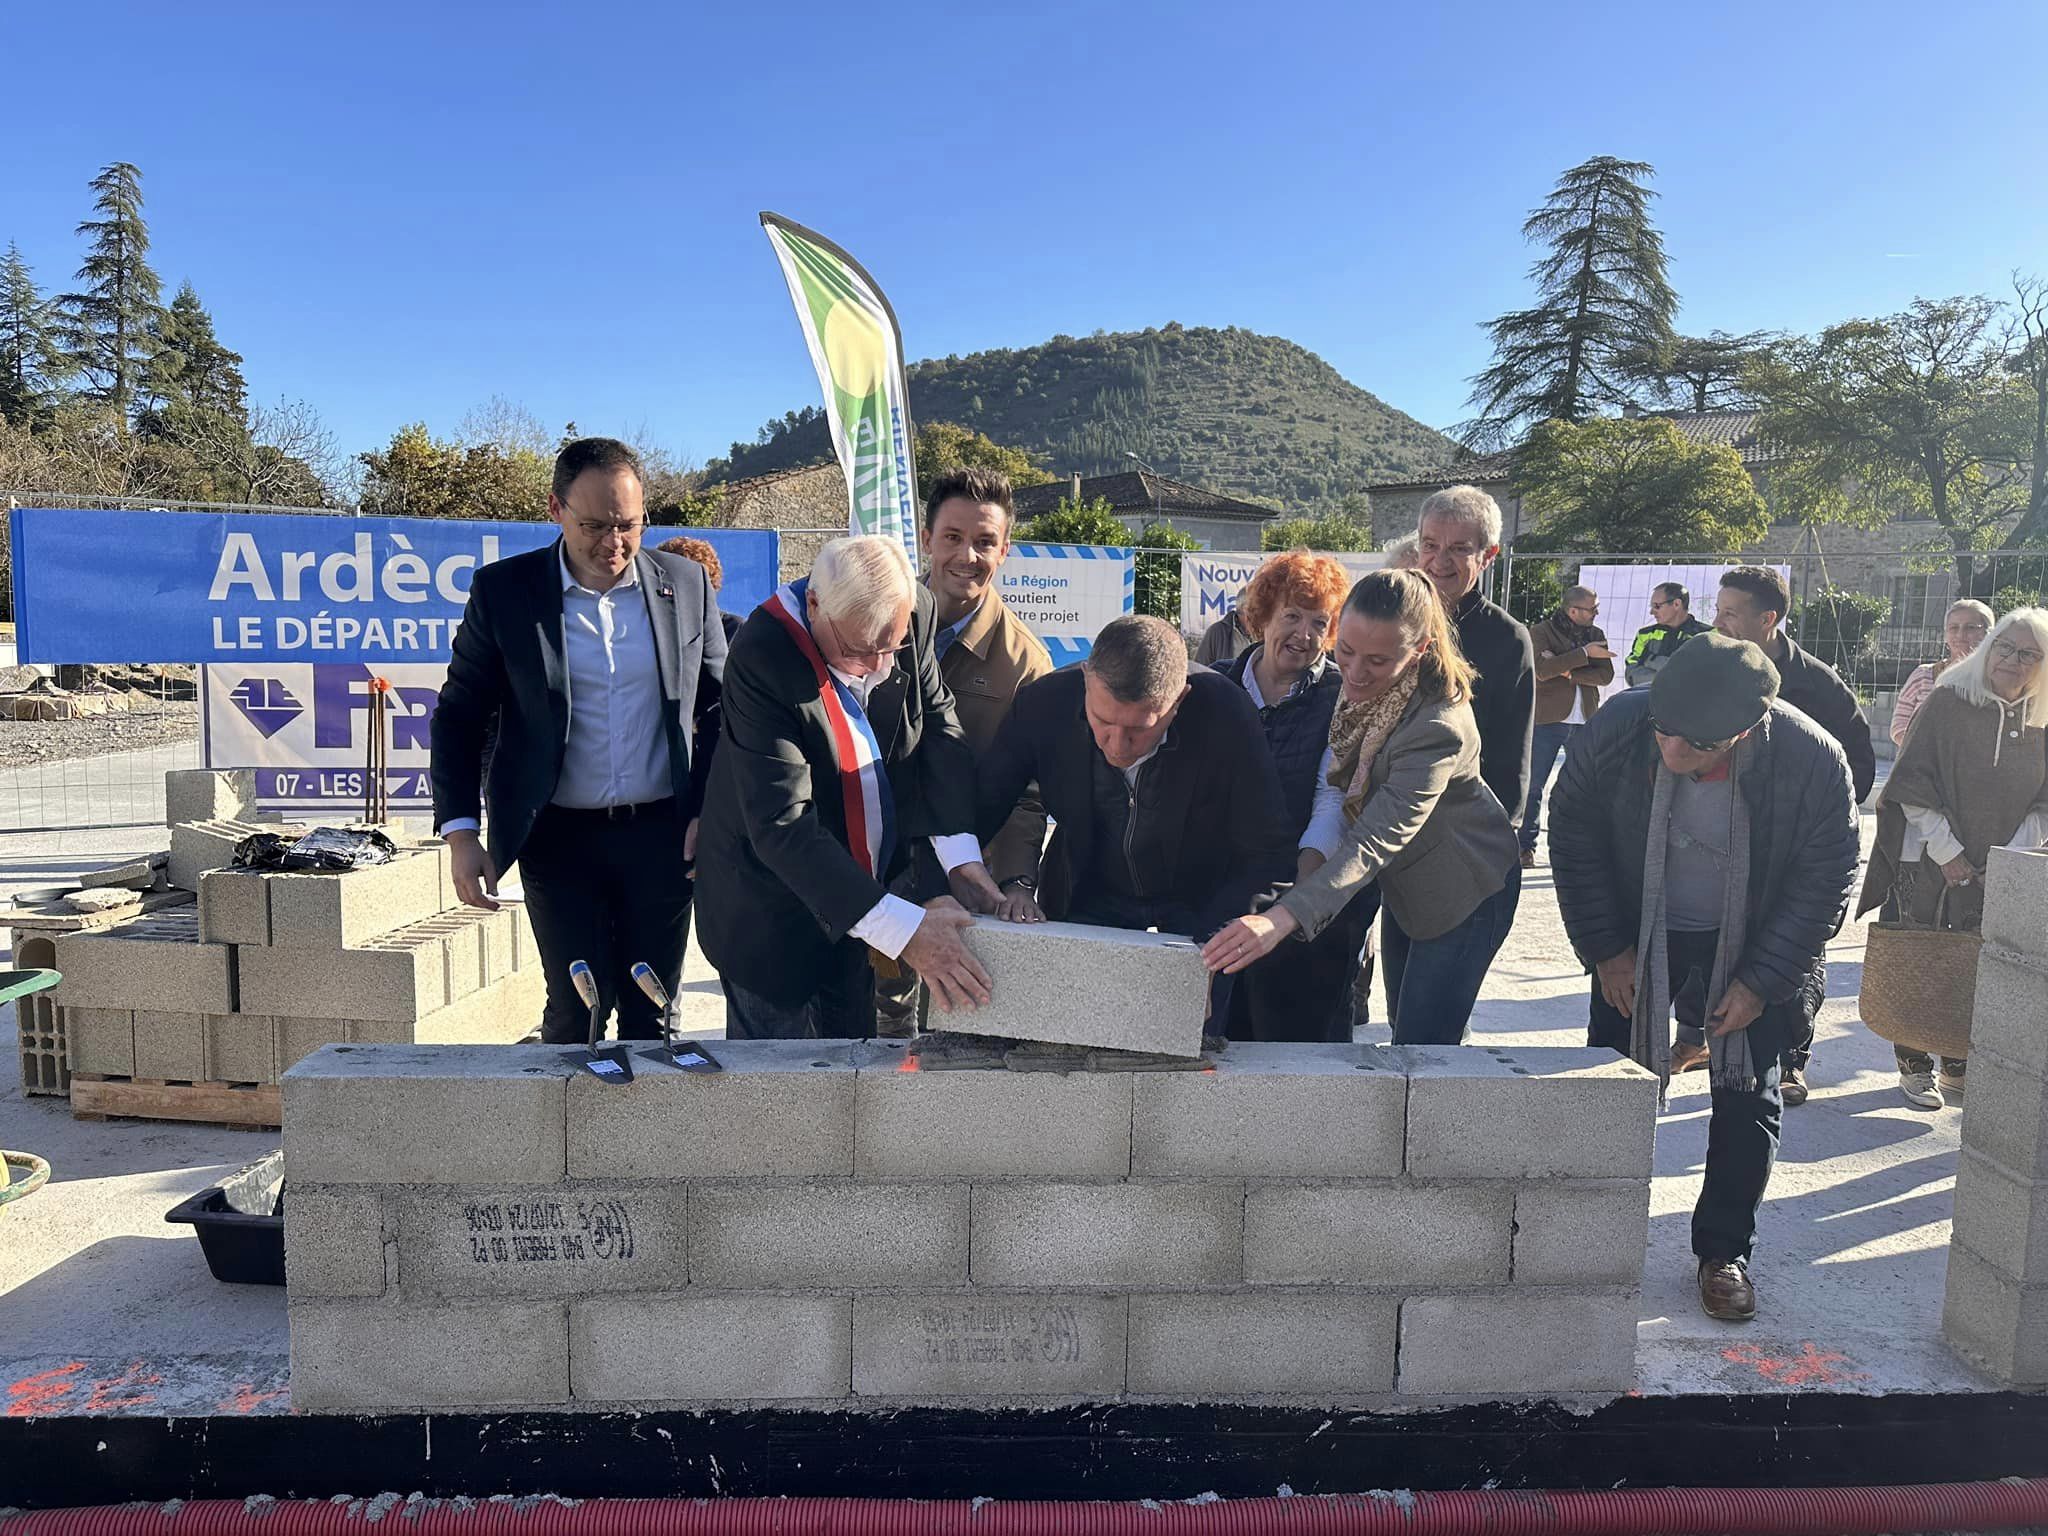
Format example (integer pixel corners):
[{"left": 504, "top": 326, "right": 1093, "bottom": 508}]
[{"left": 1278, "top": 689, "right": 1518, "bottom": 942}]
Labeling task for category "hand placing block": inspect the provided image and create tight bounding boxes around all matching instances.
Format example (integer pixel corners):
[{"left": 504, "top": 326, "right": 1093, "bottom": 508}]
[{"left": 930, "top": 917, "right": 1210, "bottom": 1058}]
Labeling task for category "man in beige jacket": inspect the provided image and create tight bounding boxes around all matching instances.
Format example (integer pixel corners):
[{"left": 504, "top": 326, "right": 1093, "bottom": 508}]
[
  {"left": 1521, "top": 585, "right": 1614, "bottom": 866},
  {"left": 876, "top": 467, "right": 1054, "bottom": 1033}
]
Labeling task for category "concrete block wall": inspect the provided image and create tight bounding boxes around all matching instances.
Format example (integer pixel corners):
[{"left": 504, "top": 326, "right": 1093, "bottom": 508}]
[
  {"left": 283, "top": 1040, "right": 1657, "bottom": 1412},
  {"left": 932, "top": 918, "right": 1210, "bottom": 1057},
  {"left": 1944, "top": 846, "right": 2048, "bottom": 1384}
]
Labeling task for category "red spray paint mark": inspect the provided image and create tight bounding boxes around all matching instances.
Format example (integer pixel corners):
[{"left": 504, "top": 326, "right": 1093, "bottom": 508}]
[
  {"left": 81, "top": 1360, "right": 162, "bottom": 1413},
  {"left": 6, "top": 1362, "right": 85, "bottom": 1417},
  {"left": 219, "top": 1382, "right": 288, "bottom": 1415},
  {"left": 1722, "top": 1341, "right": 1869, "bottom": 1387}
]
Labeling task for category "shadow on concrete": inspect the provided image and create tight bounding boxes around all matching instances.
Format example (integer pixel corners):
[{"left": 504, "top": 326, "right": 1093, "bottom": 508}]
[{"left": 0, "top": 1235, "right": 287, "bottom": 1361}]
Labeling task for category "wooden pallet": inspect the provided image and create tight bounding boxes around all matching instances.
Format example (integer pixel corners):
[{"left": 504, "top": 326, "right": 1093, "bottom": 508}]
[{"left": 70, "top": 1073, "right": 281, "bottom": 1129}]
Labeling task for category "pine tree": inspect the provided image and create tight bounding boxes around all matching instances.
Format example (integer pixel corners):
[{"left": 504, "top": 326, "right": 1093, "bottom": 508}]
[
  {"left": 0, "top": 242, "right": 70, "bottom": 426},
  {"left": 1462, "top": 156, "right": 1677, "bottom": 450},
  {"left": 59, "top": 161, "right": 164, "bottom": 423},
  {"left": 141, "top": 282, "right": 247, "bottom": 426}
]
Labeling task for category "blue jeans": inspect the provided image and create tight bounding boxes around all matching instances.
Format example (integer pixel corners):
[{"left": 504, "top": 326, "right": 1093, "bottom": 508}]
[
  {"left": 1381, "top": 865, "right": 1521, "bottom": 1045},
  {"left": 1521, "top": 721, "right": 1577, "bottom": 854}
]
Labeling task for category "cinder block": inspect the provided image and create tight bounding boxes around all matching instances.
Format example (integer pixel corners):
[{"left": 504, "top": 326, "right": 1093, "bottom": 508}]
[
  {"left": 1943, "top": 1241, "right": 2048, "bottom": 1386},
  {"left": 65, "top": 1006, "right": 134, "bottom": 1076},
  {"left": 933, "top": 918, "right": 1210, "bottom": 1057},
  {"left": 410, "top": 965, "right": 547, "bottom": 1045},
  {"left": 971, "top": 1182, "right": 1242, "bottom": 1288},
  {"left": 854, "top": 1294, "right": 1127, "bottom": 1398},
  {"left": 398, "top": 1186, "right": 687, "bottom": 1300},
  {"left": 434, "top": 913, "right": 486, "bottom": 1000},
  {"left": 1133, "top": 1043, "right": 1405, "bottom": 1177},
  {"left": 132, "top": 1010, "right": 206, "bottom": 1081},
  {"left": 277, "top": 1017, "right": 349, "bottom": 1074},
  {"left": 165, "top": 768, "right": 256, "bottom": 827},
  {"left": 1985, "top": 846, "right": 2048, "bottom": 961},
  {"left": 570, "top": 1041, "right": 855, "bottom": 1179},
  {"left": 510, "top": 902, "right": 535, "bottom": 971},
  {"left": 55, "top": 917, "right": 236, "bottom": 1014},
  {"left": 688, "top": 1182, "right": 967, "bottom": 1289},
  {"left": 205, "top": 1013, "right": 276, "bottom": 1083},
  {"left": 168, "top": 819, "right": 284, "bottom": 893},
  {"left": 238, "top": 932, "right": 446, "bottom": 1022},
  {"left": 1127, "top": 1293, "right": 1398, "bottom": 1397},
  {"left": 198, "top": 869, "right": 271, "bottom": 946},
  {"left": 282, "top": 1044, "right": 570, "bottom": 1184},
  {"left": 1971, "top": 947, "right": 2048, "bottom": 1078},
  {"left": 1402, "top": 1046, "right": 1658, "bottom": 1179},
  {"left": 290, "top": 1300, "right": 568, "bottom": 1409},
  {"left": 1244, "top": 1183, "right": 1511, "bottom": 1287},
  {"left": 573, "top": 1295, "right": 851, "bottom": 1402},
  {"left": 854, "top": 1058, "right": 1132, "bottom": 1179},
  {"left": 1512, "top": 1181, "right": 1652, "bottom": 1286},
  {"left": 1960, "top": 1047, "right": 2048, "bottom": 1184},
  {"left": 1951, "top": 1148, "right": 2048, "bottom": 1282},
  {"left": 285, "top": 1186, "right": 388, "bottom": 1297},
  {"left": 266, "top": 853, "right": 445, "bottom": 949},
  {"left": 481, "top": 906, "right": 517, "bottom": 984},
  {"left": 1397, "top": 1292, "right": 1638, "bottom": 1395}
]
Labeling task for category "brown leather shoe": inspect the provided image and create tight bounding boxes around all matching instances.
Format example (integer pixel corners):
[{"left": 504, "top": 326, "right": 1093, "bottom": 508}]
[
  {"left": 1781, "top": 1066, "right": 1809, "bottom": 1106},
  {"left": 1519, "top": 847, "right": 1537, "bottom": 869},
  {"left": 1699, "top": 1259, "right": 1756, "bottom": 1322},
  {"left": 1672, "top": 1040, "right": 1711, "bottom": 1074}
]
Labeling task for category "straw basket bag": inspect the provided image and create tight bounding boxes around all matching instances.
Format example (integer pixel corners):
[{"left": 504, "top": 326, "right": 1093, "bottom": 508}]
[{"left": 1860, "top": 889, "right": 1979, "bottom": 1060}]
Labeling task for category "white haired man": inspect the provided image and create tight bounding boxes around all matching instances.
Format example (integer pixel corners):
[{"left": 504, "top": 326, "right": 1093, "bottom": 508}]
[{"left": 694, "top": 535, "right": 1002, "bottom": 1038}]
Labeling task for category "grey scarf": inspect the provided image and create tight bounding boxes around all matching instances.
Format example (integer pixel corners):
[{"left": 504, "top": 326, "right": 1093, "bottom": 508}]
[{"left": 1632, "top": 741, "right": 1756, "bottom": 1097}]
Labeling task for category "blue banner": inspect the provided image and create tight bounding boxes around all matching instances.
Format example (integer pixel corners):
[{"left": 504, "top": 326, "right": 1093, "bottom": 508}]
[{"left": 8, "top": 507, "right": 780, "bottom": 664}]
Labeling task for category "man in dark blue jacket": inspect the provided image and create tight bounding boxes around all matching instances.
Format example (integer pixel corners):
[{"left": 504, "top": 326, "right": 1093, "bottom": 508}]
[{"left": 1549, "top": 634, "right": 1858, "bottom": 1324}]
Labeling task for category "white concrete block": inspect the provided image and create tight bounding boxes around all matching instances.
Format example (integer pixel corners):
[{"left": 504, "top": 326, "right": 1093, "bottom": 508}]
[
  {"left": 165, "top": 768, "right": 256, "bottom": 828},
  {"left": 266, "top": 853, "right": 445, "bottom": 949},
  {"left": 689, "top": 1182, "right": 968, "bottom": 1289},
  {"left": 397, "top": 1186, "right": 688, "bottom": 1299},
  {"left": 853, "top": 1055, "right": 1132, "bottom": 1178},
  {"left": 238, "top": 932, "right": 446, "bottom": 1022},
  {"left": 205, "top": 1013, "right": 276, "bottom": 1084},
  {"left": 1943, "top": 1241, "right": 2048, "bottom": 1386},
  {"left": 1951, "top": 1148, "right": 2048, "bottom": 1283},
  {"left": 1971, "top": 946, "right": 2048, "bottom": 1078},
  {"left": 1244, "top": 1182, "right": 1511, "bottom": 1286},
  {"left": 132, "top": 1009, "right": 206, "bottom": 1081},
  {"left": 573, "top": 1296, "right": 851, "bottom": 1402},
  {"left": 970, "top": 1181, "right": 1243, "bottom": 1288},
  {"left": 290, "top": 1300, "right": 568, "bottom": 1409},
  {"left": 197, "top": 869, "right": 271, "bottom": 946},
  {"left": 932, "top": 917, "right": 1210, "bottom": 1057},
  {"left": 285, "top": 1186, "right": 388, "bottom": 1297},
  {"left": 1127, "top": 1293, "right": 1398, "bottom": 1397},
  {"left": 1960, "top": 1047, "right": 2048, "bottom": 1184},
  {"left": 1133, "top": 1043, "right": 1406, "bottom": 1177},
  {"left": 1397, "top": 1292, "right": 1639, "bottom": 1395},
  {"left": 1401, "top": 1046, "right": 1658, "bottom": 1179},
  {"left": 65, "top": 1006, "right": 134, "bottom": 1076},
  {"left": 1985, "top": 846, "right": 2048, "bottom": 961},
  {"left": 853, "top": 1294, "right": 1127, "bottom": 1398},
  {"left": 1512, "top": 1181, "right": 1652, "bottom": 1286},
  {"left": 55, "top": 916, "right": 236, "bottom": 1014}
]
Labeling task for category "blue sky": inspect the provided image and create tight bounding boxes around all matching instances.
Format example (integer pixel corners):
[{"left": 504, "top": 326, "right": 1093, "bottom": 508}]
[{"left": 6, "top": 0, "right": 2044, "bottom": 471}]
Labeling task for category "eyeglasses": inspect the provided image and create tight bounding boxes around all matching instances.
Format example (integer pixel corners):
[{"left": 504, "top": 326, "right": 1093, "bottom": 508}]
[
  {"left": 1991, "top": 640, "right": 2046, "bottom": 667},
  {"left": 1652, "top": 717, "right": 1735, "bottom": 754},
  {"left": 573, "top": 518, "right": 646, "bottom": 538},
  {"left": 823, "top": 612, "right": 911, "bottom": 664}
]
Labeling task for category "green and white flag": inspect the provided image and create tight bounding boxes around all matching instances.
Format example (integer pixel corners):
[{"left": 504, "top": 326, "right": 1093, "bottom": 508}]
[{"left": 760, "top": 213, "right": 920, "bottom": 562}]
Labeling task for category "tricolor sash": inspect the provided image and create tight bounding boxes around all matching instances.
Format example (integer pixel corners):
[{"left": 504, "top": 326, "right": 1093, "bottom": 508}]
[{"left": 761, "top": 580, "right": 897, "bottom": 880}]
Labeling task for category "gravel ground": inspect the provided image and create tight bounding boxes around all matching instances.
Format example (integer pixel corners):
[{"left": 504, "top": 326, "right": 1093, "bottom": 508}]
[{"left": 0, "top": 694, "right": 200, "bottom": 770}]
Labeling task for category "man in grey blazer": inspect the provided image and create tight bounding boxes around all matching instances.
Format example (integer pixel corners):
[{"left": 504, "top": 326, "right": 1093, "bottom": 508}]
[{"left": 430, "top": 437, "right": 727, "bottom": 1043}]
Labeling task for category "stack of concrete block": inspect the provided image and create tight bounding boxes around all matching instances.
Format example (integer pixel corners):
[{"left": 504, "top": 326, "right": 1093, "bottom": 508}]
[
  {"left": 163, "top": 768, "right": 258, "bottom": 828},
  {"left": 1944, "top": 846, "right": 2048, "bottom": 1385},
  {"left": 55, "top": 839, "right": 541, "bottom": 1096},
  {"left": 934, "top": 918, "right": 1210, "bottom": 1057},
  {"left": 282, "top": 1040, "right": 1656, "bottom": 1412}
]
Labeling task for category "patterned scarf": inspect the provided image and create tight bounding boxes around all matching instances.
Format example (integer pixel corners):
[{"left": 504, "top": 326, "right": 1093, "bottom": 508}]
[
  {"left": 1327, "top": 669, "right": 1422, "bottom": 820},
  {"left": 760, "top": 579, "right": 897, "bottom": 879}
]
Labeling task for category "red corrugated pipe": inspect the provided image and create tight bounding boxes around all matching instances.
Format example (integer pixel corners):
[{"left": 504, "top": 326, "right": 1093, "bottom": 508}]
[{"left": 6, "top": 1483, "right": 2048, "bottom": 1536}]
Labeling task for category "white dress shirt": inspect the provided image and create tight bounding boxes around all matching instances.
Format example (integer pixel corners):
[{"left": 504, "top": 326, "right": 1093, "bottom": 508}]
[
  {"left": 825, "top": 652, "right": 984, "bottom": 960},
  {"left": 439, "top": 552, "right": 670, "bottom": 836}
]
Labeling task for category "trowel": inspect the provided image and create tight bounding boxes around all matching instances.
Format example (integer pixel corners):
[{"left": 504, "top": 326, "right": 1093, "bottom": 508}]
[
  {"left": 632, "top": 961, "right": 722, "bottom": 1072},
  {"left": 569, "top": 958, "right": 634, "bottom": 1083}
]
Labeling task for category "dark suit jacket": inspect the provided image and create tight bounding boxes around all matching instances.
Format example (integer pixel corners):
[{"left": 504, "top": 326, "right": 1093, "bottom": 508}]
[
  {"left": 429, "top": 541, "right": 727, "bottom": 872},
  {"left": 694, "top": 584, "right": 976, "bottom": 1006},
  {"left": 974, "top": 667, "right": 1295, "bottom": 936}
]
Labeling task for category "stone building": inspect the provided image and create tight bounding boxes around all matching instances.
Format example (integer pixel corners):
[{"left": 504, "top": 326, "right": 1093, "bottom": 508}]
[
  {"left": 696, "top": 462, "right": 849, "bottom": 582},
  {"left": 1012, "top": 470, "right": 1278, "bottom": 551}
]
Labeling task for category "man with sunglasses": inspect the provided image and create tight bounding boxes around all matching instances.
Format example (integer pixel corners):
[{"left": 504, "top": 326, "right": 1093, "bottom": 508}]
[
  {"left": 1625, "top": 582, "right": 1711, "bottom": 687},
  {"left": 432, "top": 436, "right": 727, "bottom": 1043},
  {"left": 1549, "top": 634, "right": 1859, "bottom": 1323}
]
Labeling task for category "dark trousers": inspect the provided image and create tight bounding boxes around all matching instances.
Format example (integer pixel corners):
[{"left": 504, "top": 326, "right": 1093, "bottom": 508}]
[
  {"left": 1587, "top": 926, "right": 1786, "bottom": 1265},
  {"left": 722, "top": 937, "right": 875, "bottom": 1039},
  {"left": 1521, "top": 721, "right": 1577, "bottom": 854},
  {"left": 520, "top": 799, "right": 691, "bottom": 1045},
  {"left": 1231, "top": 886, "right": 1378, "bottom": 1043},
  {"left": 1381, "top": 865, "right": 1520, "bottom": 1045}
]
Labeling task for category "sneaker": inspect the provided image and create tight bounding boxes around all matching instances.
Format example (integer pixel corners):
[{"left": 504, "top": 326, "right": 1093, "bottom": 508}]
[
  {"left": 1698, "top": 1259, "right": 1757, "bottom": 1322},
  {"left": 1938, "top": 1068, "right": 1966, "bottom": 1102},
  {"left": 1671, "top": 1040, "right": 1711, "bottom": 1074},
  {"left": 1899, "top": 1070, "right": 1943, "bottom": 1110},
  {"left": 1781, "top": 1066, "right": 1809, "bottom": 1107},
  {"left": 1519, "top": 847, "right": 1537, "bottom": 869}
]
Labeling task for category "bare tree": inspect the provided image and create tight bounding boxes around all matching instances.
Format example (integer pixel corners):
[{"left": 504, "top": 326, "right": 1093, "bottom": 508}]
[
  {"left": 458, "top": 395, "right": 554, "bottom": 457},
  {"left": 2008, "top": 271, "right": 2048, "bottom": 547},
  {"left": 169, "top": 397, "right": 340, "bottom": 505}
]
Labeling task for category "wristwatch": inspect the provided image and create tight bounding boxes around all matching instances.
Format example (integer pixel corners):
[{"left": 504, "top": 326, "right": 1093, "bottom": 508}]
[{"left": 999, "top": 876, "right": 1037, "bottom": 894}]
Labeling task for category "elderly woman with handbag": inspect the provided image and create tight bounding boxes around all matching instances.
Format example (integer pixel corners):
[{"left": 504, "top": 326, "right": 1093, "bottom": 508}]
[
  {"left": 1859, "top": 606, "right": 2048, "bottom": 1109},
  {"left": 1202, "top": 568, "right": 1520, "bottom": 1044}
]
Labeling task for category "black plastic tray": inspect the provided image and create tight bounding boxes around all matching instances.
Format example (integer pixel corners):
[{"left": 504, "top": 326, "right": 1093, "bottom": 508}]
[{"left": 164, "top": 1150, "right": 285, "bottom": 1286}]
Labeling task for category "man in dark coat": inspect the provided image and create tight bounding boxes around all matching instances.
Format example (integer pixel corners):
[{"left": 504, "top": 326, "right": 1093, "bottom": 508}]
[
  {"left": 694, "top": 535, "right": 1002, "bottom": 1039},
  {"left": 1549, "top": 634, "right": 1859, "bottom": 1323},
  {"left": 1714, "top": 565, "right": 1876, "bottom": 1103}
]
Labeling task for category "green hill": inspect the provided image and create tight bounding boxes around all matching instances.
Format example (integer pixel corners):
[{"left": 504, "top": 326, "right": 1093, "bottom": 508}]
[{"left": 706, "top": 324, "right": 1454, "bottom": 511}]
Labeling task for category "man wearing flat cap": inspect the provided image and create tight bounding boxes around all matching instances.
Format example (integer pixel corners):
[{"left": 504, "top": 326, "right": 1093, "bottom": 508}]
[{"left": 1547, "top": 634, "right": 1859, "bottom": 1324}]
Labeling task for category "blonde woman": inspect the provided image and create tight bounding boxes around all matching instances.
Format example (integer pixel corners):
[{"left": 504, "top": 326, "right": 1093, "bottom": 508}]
[
  {"left": 1203, "top": 569, "right": 1519, "bottom": 1044},
  {"left": 1891, "top": 598, "right": 1993, "bottom": 749},
  {"left": 1860, "top": 607, "right": 2048, "bottom": 1108}
]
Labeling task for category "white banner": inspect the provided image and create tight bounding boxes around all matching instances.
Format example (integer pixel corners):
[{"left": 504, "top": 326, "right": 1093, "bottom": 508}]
[
  {"left": 203, "top": 661, "right": 445, "bottom": 812},
  {"left": 1180, "top": 550, "right": 1388, "bottom": 639},
  {"left": 1000, "top": 543, "right": 1135, "bottom": 668}
]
